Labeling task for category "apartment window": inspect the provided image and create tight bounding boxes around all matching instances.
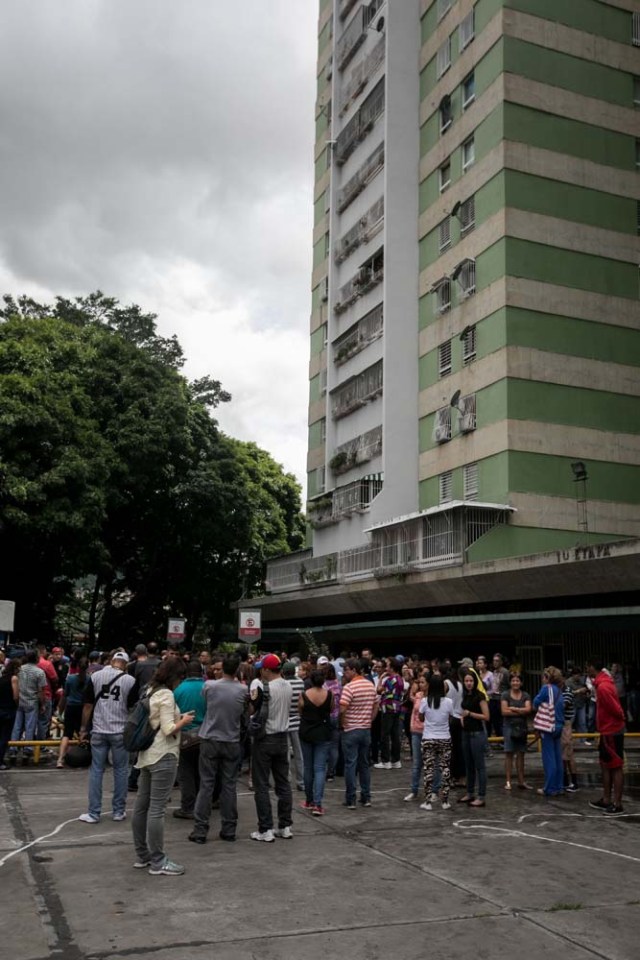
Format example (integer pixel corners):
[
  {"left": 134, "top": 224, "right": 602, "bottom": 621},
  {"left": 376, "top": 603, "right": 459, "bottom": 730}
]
[
  {"left": 636, "top": 139, "right": 640, "bottom": 169},
  {"left": 324, "top": 232, "right": 331, "bottom": 258},
  {"left": 434, "top": 407, "right": 452, "bottom": 444},
  {"left": 320, "top": 417, "right": 327, "bottom": 441},
  {"left": 438, "top": 340, "right": 452, "bottom": 377},
  {"left": 462, "top": 72, "right": 475, "bottom": 109},
  {"left": 437, "top": 0, "right": 453, "bottom": 21},
  {"left": 437, "top": 36, "right": 452, "bottom": 79},
  {"left": 439, "top": 159, "right": 451, "bottom": 192},
  {"left": 463, "top": 462, "right": 479, "bottom": 500},
  {"left": 633, "top": 12, "right": 640, "bottom": 46},
  {"left": 459, "top": 195, "right": 475, "bottom": 234},
  {"left": 459, "top": 9, "right": 475, "bottom": 50},
  {"left": 634, "top": 76, "right": 640, "bottom": 106},
  {"left": 462, "top": 136, "right": 475, "bottom": 171},
  {"left": 439, "top": 216, "right": 451, "bottom": 252},
  {"left": 637, "top": 200, "right": 640, "bottom": 236},
  {"left": 439, "top": 470, "right": 453, "bottom": 504},
  {"left": 317, "top": 465, "right": 326, "bottom": 493},
  {"left": 454, "top": 258, "right": 476, "bottom": 297},
  {"left": 434, "top": 278, "right": 452, "bottom": 314},
  {"left": 439, "top": 94, "right": 453, "bottom": 134},
  {"left": 461, "top": 324, "right": 477, "bottom": 364},
  {"left": 320, "top": 368, "right": 328, "bottom": 395}
]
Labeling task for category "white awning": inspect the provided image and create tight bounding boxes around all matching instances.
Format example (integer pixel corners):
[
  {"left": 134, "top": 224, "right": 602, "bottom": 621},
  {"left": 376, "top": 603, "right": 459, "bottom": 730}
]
[{"left": 364, "top": 501, "right": 515, "bottom": 534}]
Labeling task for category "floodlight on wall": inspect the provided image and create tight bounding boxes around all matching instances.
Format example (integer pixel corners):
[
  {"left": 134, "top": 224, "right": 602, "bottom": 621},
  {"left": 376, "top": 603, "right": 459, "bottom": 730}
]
[
  {"left": 571, "top": 461, "right": 588, "bottom": 482},
  {"left": 570, "top": 461, "right": 589, "bottom": 540}
]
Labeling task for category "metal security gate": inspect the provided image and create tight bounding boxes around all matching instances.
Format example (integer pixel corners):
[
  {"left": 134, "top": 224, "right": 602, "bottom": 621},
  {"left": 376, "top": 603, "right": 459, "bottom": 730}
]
[{"left": 516, "top": 645, "right": 544, "bottom": 695}]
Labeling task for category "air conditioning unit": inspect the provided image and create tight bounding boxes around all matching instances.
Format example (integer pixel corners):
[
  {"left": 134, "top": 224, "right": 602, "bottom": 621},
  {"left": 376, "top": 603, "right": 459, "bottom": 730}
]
[
  {"left": 458, "top": 396, "right": 476, "bottom": 433},
  {"left": 435, "top": 424, "right": 451, "bottom": 443},
  {"left": 433, "top": 407, "right": 452, "bottom": 443}
]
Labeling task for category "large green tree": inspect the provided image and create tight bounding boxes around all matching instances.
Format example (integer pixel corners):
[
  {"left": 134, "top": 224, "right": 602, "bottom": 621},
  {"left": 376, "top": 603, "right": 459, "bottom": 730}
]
[{"left": 0, "top": 293, "right": 303, "bottom": 645}]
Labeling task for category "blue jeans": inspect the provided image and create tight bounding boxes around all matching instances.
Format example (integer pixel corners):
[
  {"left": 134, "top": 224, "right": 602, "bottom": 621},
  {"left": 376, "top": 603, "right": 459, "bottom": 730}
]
[
  {"left": 573, "top": 704, "right": 587, "bottom": 735},
  {"left": 10, "top": 705, "right": 39, "bottom": 752},
  {"left": 342, "top": 728, "right": 371, "bottom": 805},
  {"left": 301, "top": 739, "right": 330, "bottom": 807},
  {"left": 463, "top": 731, "right": 487, "bottom": 800},
  {"left": 541, "top": 731, "right": 564, "bottom": 795},
  {"left": 410, "top": 732, "right": 423, "bottom": 794},
  {"left": 38, "top": 699, "right": 53, "bottom": 741},
  {"left": 88, "top": 732, "right": 129, "bottom": 819}
]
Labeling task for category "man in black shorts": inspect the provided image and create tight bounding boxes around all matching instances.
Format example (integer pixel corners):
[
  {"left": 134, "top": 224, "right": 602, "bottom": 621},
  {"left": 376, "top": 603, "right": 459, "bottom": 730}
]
[{"left": 587, "top": 660, "right": 626, "bottom": 815}]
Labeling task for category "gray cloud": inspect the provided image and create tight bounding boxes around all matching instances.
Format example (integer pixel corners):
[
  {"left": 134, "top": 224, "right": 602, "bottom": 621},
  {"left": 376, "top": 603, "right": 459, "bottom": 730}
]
[{"left": 0, "top": 0, "right": 318, "bottom": 485}]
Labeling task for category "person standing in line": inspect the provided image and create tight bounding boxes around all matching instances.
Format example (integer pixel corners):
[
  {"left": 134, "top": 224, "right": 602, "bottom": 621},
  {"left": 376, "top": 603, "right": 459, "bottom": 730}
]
[
  {"left": 132, "top": 658, "right": 194, "bottom": 875},
  {"left": 500, "top": 673, "right": 532, "bottom": 791},
  {"left": 404, "top": 674, "right": 427, "bottom": 802},
  {"left": 489, "top": 653, "right": 509, "bottom": 742},
  {"left": 79, "top": 651, "right": 138, "bottom": 824},
  {"left": 560, "top": 674, "right": 579, "bottom": 793},
  {"left": 299, "top": 670, "right": 333, "bottom": 815},
  {"left": 250, "top": 654, "right": 294, "bottom": 842},
  {"left": 340, "top": 658, "right": 378, "bottom": 809},
  {"left": 172, "top": 659, "right": 206, "bottom": 819},
  {"left": 443, "top": 667, "right": 465, "bottom": 787},
  {"left": 323, "top": 663, "right": 342, "bottom": 782},
  {"left": 419, "top": 674, "right": 454, "bottom": 812},
  {"left": 459, "top": 670, "right": 490, "bottom": 807},
  {"left": 189, "top": 655, "right": 249, "bottom": 844},
  {"left": 566, "top": 665, "right": 590, "bottom": 745},
  {"left": 56, "top": 656, "right": 89, "bottom": 768},
  {"left": 9, "top": 650, "right": 46, "bottom": 760},
  {"left": 533, "top": 666, "right": 565, "bottom": 798},
  {"left": 375, "top": 658, "right": 405, "bottom": 770},
  {"left": 282, "top": 660, "right": 305, "bottom": 792},
  {"left": 36, "top": 644, "right": 59, "bottom": 742},
  {"left": 587, "top": 659, "right": 626, "bottom": 815},
  {"left": 0, "top": 659, "right": 20, "bottom": 769}
]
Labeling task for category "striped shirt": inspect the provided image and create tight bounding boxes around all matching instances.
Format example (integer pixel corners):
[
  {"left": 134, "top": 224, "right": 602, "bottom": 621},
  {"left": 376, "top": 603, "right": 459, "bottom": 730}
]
[
  {"left": 562, "top": 687, "right": 576, "bottom": 724},
  {"left": 286, "top": 677, "right": 305, "bottom": 731},
  {"left": 84, "top": 666, "right": 137, "bottom": 734},
  {"left": 341, "top": 676, "right": 377, "bottom": 731}
]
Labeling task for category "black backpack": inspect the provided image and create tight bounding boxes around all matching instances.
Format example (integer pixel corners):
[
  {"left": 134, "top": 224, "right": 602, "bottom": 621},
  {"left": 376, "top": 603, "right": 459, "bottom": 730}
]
[
  {"left": 248, "top": 681, "right": 270, "bottom": 741},
  {"left": 123, "top": 696, "right": 158, "bottom": 753}
]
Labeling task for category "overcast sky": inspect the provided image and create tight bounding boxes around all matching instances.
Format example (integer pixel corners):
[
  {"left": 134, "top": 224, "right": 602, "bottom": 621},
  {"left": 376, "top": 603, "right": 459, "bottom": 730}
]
[{"left": 0, "top": 0, "right": 318, "bottom": 491}]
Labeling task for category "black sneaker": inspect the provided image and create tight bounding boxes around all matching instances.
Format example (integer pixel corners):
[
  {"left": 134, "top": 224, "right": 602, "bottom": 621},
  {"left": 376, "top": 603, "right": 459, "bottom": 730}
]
[
  {"left": 589, "top": 798, "right": 609, "bottom": 810},
  {"left": 188, "top": 833, "right": 207, "bottom": 844},
  {"left": 172, "top": 809, "right": 195, "bottom": 819},
  {"left": 565, "top": 783, "right": 578, "bottom": 793},
  {"left": 343, "top": 801, "right": 356, "bottom": 809},
  {"left": 603, "top": 804, "right": 625, "bottom": 816}
]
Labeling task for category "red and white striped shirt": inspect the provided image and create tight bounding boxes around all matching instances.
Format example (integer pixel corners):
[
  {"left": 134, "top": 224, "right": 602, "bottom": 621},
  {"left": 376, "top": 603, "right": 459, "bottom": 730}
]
[{"left": 341, "top": 677, "right": 377, "bottom": 731}]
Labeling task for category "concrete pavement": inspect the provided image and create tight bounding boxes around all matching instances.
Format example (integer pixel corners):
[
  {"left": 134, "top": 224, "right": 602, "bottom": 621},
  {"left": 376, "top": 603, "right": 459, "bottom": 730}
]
[{"left": 1, "top": 747, "right": 639, "bottom": 960}]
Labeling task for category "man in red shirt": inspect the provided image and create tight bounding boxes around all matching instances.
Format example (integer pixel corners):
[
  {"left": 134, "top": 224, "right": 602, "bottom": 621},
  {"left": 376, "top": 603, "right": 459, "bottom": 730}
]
[
  {"left": 36, "top": 644, "right": 59, "bottom": 741},
  {"left": 587, "top": 660, "right": 626, "bottom": 815}
]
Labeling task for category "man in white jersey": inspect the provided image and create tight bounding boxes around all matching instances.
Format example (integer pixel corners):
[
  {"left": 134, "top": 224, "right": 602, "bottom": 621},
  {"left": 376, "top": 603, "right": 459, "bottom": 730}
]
[{"left": 79, "top": 651, "right": 138, "bottom": 824}]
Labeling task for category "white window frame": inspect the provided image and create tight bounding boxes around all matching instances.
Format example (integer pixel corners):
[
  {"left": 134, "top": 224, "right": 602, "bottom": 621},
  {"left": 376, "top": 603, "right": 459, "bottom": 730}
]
[
  {"left": 439, "top": 470, "right": 453, "bottom": 504},
  {"left": 439, "top": 216, "right": 451, "bottom": 252},
  {"left": 634, "top": 12, "right": 640, "bottom": 47},
  {"left": 434, "top": 407, "right": 452, "bottom": 444},
  {"left": 636, "top": 139, "right": 640, "bottom": 169},
  {"left": 635, "top": 77, "right": 640, "bottom": 106},
  {"left": 462, "top": 325, "right": 477, "bottom": 364},
  {"left": 439, "top": 159, "right": 451, "bottom": 193},
  {"left": 440, "top": 96, "right": 453, "bottom": 134},
  {"left": 459, "top": 9, "right": 475, "bottom": 51},
  {"left": 462, "top": 71, "right": 475, "bottom": 109},
  {"left": 438, "top": 340, "right": 452, "bottom": 377},
  {"left": 436, "top": 36, "right": 452, "bottom": 79},
  {"left": 458, "top": 393, "right": 477, "bottom": 433},
  {"left": 437, "top": 0, "right": 453, "bottom": 22},
  {"left": 463, "top": 462, "right": 479, "bottom": 500},
  {"left": 320, "top": 417, "right": 327, "bottom": 441},
  {"left": 462, "top": 135, "right": 475, "bottom": 172},
  {"left": 435, "top": 279, "right": 452, "bottom": 315},
  {"left": 317, "top": 465, "right": 326, "bottom": 494},
  {"left": 459, "top": 195, "right": 475, "bottom": 235}
]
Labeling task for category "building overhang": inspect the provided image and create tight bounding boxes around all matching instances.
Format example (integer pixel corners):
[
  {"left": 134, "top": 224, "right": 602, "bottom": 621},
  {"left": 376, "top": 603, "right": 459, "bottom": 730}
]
[{"left": 363, "top": 501, "right": 515, "bottom": 534}]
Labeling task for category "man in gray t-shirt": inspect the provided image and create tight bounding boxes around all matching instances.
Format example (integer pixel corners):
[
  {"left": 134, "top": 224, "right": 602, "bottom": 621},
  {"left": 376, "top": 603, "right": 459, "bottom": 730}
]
[
  {"left": 248, "top": 655, "right": 293, "bottom": 842},
  {"left": 10, "top": 651, "right": 46, "bottom": 755},
  {"left": 190, "top": 656, "right": 249, "bottom": 843}
]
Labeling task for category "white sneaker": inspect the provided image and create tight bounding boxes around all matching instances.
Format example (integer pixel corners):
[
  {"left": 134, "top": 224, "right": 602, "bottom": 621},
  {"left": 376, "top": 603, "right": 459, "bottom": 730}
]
[
  {"left": 391, "top": 761, "right": 402, "bottom": 769},
  {"left": 374, "top": 762, "right": 391, "bottom": 769},
  {"left": 112, "top": 812, "right": 127, "bottom": 822},
  {"left": 403, "top": 792, "right": 417, "bottom": 802},
  {"left": 148, "top": 858, "right": 185, "bottom": 876},
  {"left": 441, "top": 801, "right": 451, "bottom": 811},
  {"left": 273, "top": 826, "right": 293, "bottom": 839},
  {"left": 251, "top": 829, "right": 275, "bottom": 842},
  {"left": 78, "top": 813, "right": 99, "bottom": 824},
  {"left": 419, "top": 801, "right": 433, "bottom": 811},
  {"left": 133, "top": 860, "right": 151, "bottom": 869}
]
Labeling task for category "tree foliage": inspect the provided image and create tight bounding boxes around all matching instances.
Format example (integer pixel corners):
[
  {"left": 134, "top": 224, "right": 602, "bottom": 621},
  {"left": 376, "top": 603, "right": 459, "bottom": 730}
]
[{"left": 0, "top": 292, "right": 303, "bottom": 645}]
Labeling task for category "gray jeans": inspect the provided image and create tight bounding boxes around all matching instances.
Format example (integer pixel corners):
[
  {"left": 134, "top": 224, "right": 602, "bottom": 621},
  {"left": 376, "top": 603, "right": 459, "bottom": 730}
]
[
  {"left": 193, "top": 739, "right": 241, "bottom": 839},
  {"left": 132, "top": 754, "right": 178, "bottom": 868},
  {"left": 287, "top": 729, "right": 304, "bottom": 789}
]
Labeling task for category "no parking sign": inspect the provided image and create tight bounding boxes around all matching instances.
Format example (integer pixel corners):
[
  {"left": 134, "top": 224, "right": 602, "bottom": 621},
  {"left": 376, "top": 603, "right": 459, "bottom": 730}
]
[{"left": 239, "top": 611, "right": 261, "bottom": 641}]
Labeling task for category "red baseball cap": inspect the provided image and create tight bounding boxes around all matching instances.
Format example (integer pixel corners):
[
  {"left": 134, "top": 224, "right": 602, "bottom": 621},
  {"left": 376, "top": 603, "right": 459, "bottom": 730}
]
[{"left": 261, "top": 654, "right": 281, "bottom": 671}]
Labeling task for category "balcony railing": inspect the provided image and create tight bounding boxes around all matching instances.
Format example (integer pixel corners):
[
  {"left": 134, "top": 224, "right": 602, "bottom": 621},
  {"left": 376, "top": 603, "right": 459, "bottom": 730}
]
[
  {"left": 335, "top": 248, "right": 384, "bottom": 314},
  {"left": 336, "top": 6, "right": 366, "bottom": 70},
  {"left": 265, "top": 549, "right": 338, "bottom": 592},
  {"left": 340, "top": 34, "right": 385, "bottom": 116},
  {"left": 331, "top": 359, "right": 383, "bottom": 419},
  {"left": 337, "top": 142, "right": 384, "bottom": 213},
  {"left": 330, "top": 425, "right": 383, "bottom": 475},
  {"left": 334, "top": 303, "right": 383, "bottom": 364},
  {"left": 335, "top": 78, "right": 385, "bottom": 165},
  {"left": 334, "top": 196, "right": 384, "bottom": 263}
]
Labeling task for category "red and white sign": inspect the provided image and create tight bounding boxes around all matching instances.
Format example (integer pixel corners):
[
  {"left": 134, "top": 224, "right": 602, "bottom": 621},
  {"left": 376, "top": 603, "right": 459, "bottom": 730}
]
[
  {"left": 167, "top": 618, "right": 186, "bottom": 641},
  {"left": 239, "top": 610, "right": 261, "bottom": 640}
]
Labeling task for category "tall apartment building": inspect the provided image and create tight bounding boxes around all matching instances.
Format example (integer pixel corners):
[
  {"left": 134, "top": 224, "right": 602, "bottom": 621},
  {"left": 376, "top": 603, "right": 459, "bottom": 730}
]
[{"left": 253, "top": 0, "right": 640, "bottom": 664}]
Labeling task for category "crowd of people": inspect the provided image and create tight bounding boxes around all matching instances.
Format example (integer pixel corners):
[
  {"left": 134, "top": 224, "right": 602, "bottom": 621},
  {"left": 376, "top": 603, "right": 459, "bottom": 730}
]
[{"left": 0, "top": 642, "right": 630, "bottom": 877}]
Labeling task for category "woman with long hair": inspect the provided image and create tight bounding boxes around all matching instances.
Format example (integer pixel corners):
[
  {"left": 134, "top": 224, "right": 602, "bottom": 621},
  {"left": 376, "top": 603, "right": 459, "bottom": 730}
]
[
  {"left": 56, "top": 656, "right": 89, "bottom": 768},
  {"left": 132, "top": 657, "right": 194, "bottom": 876},
  {"left": 459, "top": 669, "right": 490, "bottom": 807},
  {"left": 533, "top": 665, "right": 565, "bottom": 797},
  {"left": 323, "top": 663, "right": 342, "bottom": 782},
  {"left": 404, "top": 674, "right": 428, "bottom": 801},
  {"left": 501, "top": 673, "right": 532, "bottom": 790},
  {"left": 0, "top": 659, "right": 20, "bottom": 769},
  {"left": 299, "top": 669, "right": 333, "bottom": 815},
  {"left": 418, "top": 674, "right": 454, "bottom": 811}
]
